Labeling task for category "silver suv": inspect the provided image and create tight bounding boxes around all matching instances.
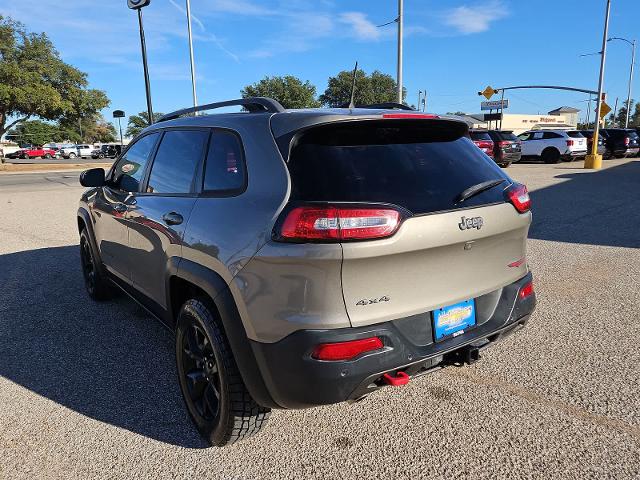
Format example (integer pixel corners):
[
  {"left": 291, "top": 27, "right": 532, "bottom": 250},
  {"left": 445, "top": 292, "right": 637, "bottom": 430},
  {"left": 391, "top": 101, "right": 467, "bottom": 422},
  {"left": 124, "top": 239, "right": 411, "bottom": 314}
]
[{"left": 77, "top": 97, "right": 536, "bottom": 446}]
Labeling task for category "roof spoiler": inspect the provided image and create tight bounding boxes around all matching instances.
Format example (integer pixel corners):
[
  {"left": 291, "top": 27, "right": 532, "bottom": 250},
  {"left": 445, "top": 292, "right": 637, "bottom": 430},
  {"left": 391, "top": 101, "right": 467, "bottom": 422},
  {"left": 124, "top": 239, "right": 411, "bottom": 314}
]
[
  {"left": 338, "top": 102, "right": 414, "bottom": 111},
  {"left": 158, "top": 97, "right": 285, "bottom": 122}
]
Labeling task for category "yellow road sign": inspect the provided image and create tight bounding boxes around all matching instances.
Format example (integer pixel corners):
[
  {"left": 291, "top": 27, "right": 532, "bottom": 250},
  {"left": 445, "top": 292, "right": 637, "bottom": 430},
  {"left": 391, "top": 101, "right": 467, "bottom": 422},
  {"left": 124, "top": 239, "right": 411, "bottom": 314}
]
[
  {"left": 482, "top": 86, "right": 495, "bottom": 100},
  {"left": 599, "top": 101, "right": 611, "bottom": 119}
]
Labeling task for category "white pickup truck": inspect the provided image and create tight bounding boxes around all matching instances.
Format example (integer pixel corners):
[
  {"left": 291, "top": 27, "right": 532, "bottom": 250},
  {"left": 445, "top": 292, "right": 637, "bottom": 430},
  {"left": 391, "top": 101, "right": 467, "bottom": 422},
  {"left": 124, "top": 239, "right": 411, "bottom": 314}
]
[{"left": 518, "top": 129, "right": 588, "bottom": 163}]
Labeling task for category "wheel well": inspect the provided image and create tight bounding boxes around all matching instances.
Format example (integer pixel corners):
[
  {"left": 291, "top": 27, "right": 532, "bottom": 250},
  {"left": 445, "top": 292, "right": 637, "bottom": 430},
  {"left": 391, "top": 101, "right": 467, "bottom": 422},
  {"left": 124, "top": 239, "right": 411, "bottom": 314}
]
[
  {"left": 169, "top": 276, "right": 212, "bottom": 322},
  {"left": 77, "top": 216, "right": 86, "bottom": 234},
  {"left": 542, "top": 146, "right": 559, "bottom": 155}
]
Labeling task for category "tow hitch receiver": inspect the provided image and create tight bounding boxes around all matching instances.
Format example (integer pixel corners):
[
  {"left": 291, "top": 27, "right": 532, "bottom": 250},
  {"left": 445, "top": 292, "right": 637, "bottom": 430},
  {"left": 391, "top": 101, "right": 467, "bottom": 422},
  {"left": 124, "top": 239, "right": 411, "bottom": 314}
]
[
  {"left": 382, "top": 371, "right": 410, "bottom": 386},
  {"left": 445, "top": 345, "right": 481, "bottom": 366}
]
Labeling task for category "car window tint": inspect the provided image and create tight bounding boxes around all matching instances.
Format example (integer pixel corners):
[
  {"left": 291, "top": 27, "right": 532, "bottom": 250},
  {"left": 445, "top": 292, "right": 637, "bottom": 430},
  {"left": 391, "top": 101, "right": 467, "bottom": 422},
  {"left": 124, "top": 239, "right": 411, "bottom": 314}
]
[
  {"left": 113, "top": 133, "right": 159, "bottom": 192},
  {"left": 532, "top": 132, "right": 544, "bottom": 140},
  {"left": 203, "top": 131, "right": 246, "bottom": 192},
  {"left": 147, "top": 130, "right": 208, "bottom": 194}
]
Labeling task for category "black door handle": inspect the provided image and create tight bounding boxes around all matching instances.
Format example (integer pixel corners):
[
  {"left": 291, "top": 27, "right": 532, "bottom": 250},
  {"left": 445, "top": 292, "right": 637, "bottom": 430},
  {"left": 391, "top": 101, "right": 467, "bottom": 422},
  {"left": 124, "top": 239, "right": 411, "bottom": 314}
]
[{"left": 162, "top": 212, "right": 183, "bottom": 226}]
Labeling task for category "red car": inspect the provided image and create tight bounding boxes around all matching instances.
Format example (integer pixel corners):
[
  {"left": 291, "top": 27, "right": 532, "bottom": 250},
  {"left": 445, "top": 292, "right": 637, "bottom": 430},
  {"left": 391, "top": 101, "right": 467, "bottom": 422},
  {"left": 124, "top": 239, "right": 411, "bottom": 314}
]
[
  {"left": 18, "top": 146, "right": 57, "bottom": 159},
  {"left": 469, "top": 129, "right": 494, "bottom": 158}
]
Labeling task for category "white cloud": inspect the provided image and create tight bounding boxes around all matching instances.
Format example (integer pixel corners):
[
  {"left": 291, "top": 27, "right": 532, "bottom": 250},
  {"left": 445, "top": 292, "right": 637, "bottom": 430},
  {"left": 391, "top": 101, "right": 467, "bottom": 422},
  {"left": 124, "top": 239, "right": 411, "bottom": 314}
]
[
  {"left": 338, "top": 12, "right": 381, "bottom": 41},
  {"left": 443, "top": 1, "right": 509, "bottom": 34}
]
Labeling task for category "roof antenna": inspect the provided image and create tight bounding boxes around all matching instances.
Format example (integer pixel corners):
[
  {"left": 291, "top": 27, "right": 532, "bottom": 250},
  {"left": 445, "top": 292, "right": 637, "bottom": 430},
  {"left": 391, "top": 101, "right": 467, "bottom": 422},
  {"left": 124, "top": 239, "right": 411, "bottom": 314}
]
[{"left": 348, "top": 61, "right": 358, "bottom": 109}]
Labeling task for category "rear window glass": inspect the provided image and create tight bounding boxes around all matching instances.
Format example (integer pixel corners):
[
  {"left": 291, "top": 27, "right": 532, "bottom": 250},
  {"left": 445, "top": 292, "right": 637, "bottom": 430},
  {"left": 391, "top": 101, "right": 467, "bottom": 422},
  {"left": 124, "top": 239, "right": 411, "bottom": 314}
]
[
  {"left": 496, "top": 131, "right": 518, "bottom": 141},
  {"left": 470, "top": 131, "right": 492, "bottom": 141},
  {"left": 286, "top": 120, "right": 509, "bottom": 215},
  {"left": 567, "top": 131, "right": 584, "bottom": 138}
]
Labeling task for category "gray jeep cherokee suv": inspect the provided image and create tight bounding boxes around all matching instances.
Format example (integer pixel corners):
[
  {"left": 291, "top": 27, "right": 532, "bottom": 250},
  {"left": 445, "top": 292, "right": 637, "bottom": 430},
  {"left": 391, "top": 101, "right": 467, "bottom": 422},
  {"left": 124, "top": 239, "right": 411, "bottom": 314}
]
[{"left": 77, "top": 97, "right": 536, "bottom": 446}]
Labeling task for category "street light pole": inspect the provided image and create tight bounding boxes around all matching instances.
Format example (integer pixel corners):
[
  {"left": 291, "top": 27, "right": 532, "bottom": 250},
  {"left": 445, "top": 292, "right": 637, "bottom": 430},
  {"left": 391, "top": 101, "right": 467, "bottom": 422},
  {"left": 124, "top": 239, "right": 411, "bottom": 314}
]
[
  {"left": 608, "top": 37, "right": 636, "bottom": 128},
  {"left": 396, "top": 0, "right": 403, "bottom": 104},
  {"left": 585, "top": 0, "right": 611, "bottom": 170},
  {"left": 137, "top": 8, "right": 154, "bottom": 125},
  {"left": 185, "top": 0, "right": 198, "bottom": 111}
]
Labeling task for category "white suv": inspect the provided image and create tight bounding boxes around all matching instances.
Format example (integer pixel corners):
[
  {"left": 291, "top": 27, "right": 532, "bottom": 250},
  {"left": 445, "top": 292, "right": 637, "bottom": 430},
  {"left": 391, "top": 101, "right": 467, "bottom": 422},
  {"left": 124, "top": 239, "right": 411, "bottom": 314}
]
[
  {"left": 76, "top": 145, "right": 94, "bottom": 158},
  {"left": 518, "top": 130, "right": 588, "bottom": 163},
  {"left": 59, "top": 145, "right": 79, "bottom": 159}
]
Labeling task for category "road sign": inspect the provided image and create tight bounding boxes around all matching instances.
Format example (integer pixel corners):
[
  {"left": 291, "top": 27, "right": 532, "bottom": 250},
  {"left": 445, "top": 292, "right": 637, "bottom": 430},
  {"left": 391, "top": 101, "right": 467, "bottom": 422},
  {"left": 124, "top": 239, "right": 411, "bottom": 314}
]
[
  {"left": 599, "top": 101, "right": 612, "bottom": 118},
  {"left": 481, "top": 86, "right": 496, "bottom": 100},
  {"left": 481, "top": 99, "right": 509, "bottom": 110},
  {"left": 128, "top": 0, "right": 151, "bottom": 9}
]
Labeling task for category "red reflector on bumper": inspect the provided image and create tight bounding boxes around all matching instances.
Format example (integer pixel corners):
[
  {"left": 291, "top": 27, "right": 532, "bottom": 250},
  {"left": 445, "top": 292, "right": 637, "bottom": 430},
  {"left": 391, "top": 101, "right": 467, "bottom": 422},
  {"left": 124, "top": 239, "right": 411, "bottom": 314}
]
[
  {"left": 312, "top": 337, "right": 383, "bottom": 361},
  {"left": 519, "top": 281, "right": 534, "bottom": 299}
]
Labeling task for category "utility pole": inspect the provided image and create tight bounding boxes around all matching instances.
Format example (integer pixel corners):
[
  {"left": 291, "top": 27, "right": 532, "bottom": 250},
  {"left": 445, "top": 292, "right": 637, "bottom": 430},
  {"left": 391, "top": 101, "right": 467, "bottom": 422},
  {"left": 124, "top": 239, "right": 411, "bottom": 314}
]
[
  {"left": 612, "top": 97, "right": 619, "bottom": 126},
  {"left": 608, "top": 37, "right": 635, "bottom": 128},
  {"left": 396, "top": 0, "right": 403, "bottom": 104},
  {"left": 417, "top": 90, "right": 422, "bottom": 111},
  {"left": 586, "top": 95, "right": 592, "bottom": 127},
  {"left": 129, "top": 1, "right": 154, "bottom": 125},
  {"left": 186, "top": 0, "right": 198, "bottom": 111},
  {"left": 585, "top": 0, "right": 611, "bottom": 170}
]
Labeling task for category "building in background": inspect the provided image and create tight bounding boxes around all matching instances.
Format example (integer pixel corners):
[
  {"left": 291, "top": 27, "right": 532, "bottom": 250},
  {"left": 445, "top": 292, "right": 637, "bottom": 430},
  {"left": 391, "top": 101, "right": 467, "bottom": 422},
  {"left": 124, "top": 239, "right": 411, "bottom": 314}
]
[{"left": 457, "top": 106, "right": 580, "bottom": 134}]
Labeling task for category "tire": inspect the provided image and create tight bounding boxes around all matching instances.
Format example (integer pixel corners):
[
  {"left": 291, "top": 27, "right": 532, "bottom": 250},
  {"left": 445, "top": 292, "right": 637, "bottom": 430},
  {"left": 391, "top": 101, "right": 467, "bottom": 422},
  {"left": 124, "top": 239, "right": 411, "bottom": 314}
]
[
  {"left": 99, "top": 153, "right": 105, "bottom": 159},
  {"left": 176, "top": 298, "right": 270, "bottom": 447},
  {"left": 499, "top": 161, "right": 512, "bottom": 168},
  {"left": 20, "top": 153, "right": 28, "bottom": 159},
  {"left": 68, "top": 152, "right": 77, "bottom": 158},
  {"left": 541, "top": 148, "right": 561, "bottom": 164},
  {"left": 79, "top": 229, "right": 114, "bottom": 301},
  {"left": 44, "top": 153, "right": 51, "bottom": 159}
]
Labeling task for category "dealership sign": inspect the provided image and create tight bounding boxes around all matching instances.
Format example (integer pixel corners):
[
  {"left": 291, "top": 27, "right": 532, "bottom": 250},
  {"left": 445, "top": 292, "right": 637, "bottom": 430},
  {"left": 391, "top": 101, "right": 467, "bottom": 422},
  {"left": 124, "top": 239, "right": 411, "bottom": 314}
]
[{"left": 481, "top": 100, "right": 509, "bottom": 110}]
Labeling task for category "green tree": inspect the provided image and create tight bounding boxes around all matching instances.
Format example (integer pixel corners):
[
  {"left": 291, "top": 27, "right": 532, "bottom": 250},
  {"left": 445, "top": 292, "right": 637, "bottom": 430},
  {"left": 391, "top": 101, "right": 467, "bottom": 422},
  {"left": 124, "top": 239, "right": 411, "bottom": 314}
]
[
  {"left": 7, "top": 119, "right": 61, "bottom": 145},
  {"left": 58, "top": 113, "right": 116, "bottom": 143},
  {"left": 241, "top": 75, "right": 320, "bottom": 109},
  {"left": 319, "top": 69, "right": 406, "bottom": 107},
  {"left": 0, "top": 16, "right": 110, "bottom": 139},
  {"left": 609, "top": 99, "right": 634, "bottom": 127},
  {"left": 126, "top": 111, "right": 165, "bottom": 138}
]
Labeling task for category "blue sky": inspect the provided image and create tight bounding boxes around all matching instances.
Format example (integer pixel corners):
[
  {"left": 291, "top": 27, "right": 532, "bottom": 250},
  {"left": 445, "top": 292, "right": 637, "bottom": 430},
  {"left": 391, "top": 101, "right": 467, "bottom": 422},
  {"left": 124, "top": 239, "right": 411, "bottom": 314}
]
[{"left": 1, "top": 0, "right": 639, "bottom": 127}]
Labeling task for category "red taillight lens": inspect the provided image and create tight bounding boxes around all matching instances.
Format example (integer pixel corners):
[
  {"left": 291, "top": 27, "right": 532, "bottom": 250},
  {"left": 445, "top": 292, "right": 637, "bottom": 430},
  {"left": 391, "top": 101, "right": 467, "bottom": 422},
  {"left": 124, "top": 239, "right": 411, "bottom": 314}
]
[
  {"left": 519, "top": 281, "right": 534, "bottom": 300},
  {"left": 624, "top": 137, "right": 630, "bottom": 146},
  {"left": 278, "top": 206, "right": 402, "bottom": 242},
  {"left": 312, "top": 337, "right": 384, "bottom": 361},
  {"left": 498, "top": 140, "right": 511, "bottom": 148},
  {"left": 566, "top": 139, "right": 574, "bottom": 147},
  {"left": 506, "top": 184, "right": 531, "bottom": 213}
]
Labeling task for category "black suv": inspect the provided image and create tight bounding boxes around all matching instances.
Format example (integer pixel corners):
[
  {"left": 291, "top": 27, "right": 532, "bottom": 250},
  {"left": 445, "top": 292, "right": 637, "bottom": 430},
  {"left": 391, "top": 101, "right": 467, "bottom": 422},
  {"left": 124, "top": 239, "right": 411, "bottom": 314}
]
[
  {"left": 486, "top": 130, "right": 521, "bottom": 167},
  {"left": 77, "top": 98, "right": 536, "bottom": 446},
  {"left": 601, "top": 128, "right": 640, "bottom": 158}
]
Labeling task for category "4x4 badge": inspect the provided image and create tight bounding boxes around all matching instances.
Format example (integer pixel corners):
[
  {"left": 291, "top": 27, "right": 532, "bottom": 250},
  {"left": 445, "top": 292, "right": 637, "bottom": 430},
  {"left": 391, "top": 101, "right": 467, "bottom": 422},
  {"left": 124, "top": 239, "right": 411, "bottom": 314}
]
[
  {"left": 459, "top": 216, "right": 483, "bottom": 230},
  {"left": 356, "top": 296, "right": 390, "bottom": 306}
]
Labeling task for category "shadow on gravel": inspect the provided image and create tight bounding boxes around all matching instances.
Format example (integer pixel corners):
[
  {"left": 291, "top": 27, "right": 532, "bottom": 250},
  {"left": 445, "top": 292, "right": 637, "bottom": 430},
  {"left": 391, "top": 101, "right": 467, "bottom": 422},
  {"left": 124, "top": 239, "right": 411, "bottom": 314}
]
[
  {"left": 0, "top": 246, "right": 207, "bottom": 448},
  {"left": 528, "top": 160, "right": 640, "bottom": 248}
]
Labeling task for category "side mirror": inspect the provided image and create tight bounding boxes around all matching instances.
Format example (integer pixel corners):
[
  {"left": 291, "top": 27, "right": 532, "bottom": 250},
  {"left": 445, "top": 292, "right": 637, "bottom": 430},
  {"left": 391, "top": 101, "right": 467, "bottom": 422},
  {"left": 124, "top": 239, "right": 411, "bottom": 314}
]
[{"left": 79, "top": 168, "right": 106, "bottom": 187}]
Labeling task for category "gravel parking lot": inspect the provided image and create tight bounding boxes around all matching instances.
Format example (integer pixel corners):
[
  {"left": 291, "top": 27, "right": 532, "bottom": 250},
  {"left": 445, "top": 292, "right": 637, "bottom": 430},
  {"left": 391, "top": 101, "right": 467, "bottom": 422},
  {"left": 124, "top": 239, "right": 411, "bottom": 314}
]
[{"left": 1, "top": 159, "right": 639, "bottom": 479}]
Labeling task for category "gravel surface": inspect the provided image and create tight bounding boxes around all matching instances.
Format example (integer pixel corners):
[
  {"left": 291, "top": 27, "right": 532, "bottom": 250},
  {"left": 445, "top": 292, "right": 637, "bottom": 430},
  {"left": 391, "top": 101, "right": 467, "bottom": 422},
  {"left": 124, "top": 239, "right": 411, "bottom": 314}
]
[{"left": 1, "top": 161, "right": 639, "bottom": 479}]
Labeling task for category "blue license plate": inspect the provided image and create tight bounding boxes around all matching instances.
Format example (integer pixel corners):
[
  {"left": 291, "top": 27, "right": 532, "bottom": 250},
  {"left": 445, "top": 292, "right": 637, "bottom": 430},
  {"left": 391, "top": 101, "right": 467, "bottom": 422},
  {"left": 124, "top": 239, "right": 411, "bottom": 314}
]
[{"left": 433, "top": 299, "right": 476, "bottom": 341}]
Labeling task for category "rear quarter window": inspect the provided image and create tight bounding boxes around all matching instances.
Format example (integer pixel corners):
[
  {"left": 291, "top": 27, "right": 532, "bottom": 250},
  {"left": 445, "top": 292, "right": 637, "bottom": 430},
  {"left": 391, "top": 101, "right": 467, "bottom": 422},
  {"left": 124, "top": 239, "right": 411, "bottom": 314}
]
[{"left": 286, "top": 120, "right": 510, "bottom": 215}]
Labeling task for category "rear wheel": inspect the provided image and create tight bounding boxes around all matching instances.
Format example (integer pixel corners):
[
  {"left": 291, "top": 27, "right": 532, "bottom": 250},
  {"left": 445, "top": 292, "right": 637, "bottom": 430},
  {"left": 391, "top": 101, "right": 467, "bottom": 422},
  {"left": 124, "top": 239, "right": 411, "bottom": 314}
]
[
  {"left": 176, "top": 298, "right": 270, "bottom": 447},
  {"left": 499, "top": 161, "right": 512, "bottom": 168},
  {"left": 68, "top": 152, "right": 77, "bottom": 159},
  {"left": 79, "top": 229, "right": 114, "bottom": 301},
  {"left": 541, "top": 148, "right": 560, "bottom": 164},
  {"left": 43, "top": 153, "right": 52, "bottom": 159}
]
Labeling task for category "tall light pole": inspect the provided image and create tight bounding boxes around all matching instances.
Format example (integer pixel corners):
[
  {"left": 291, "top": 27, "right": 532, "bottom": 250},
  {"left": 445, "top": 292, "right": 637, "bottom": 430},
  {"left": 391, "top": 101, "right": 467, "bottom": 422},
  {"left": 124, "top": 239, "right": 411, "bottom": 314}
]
[
  {"left": 185, "top": 0, "right": 198, "bottom": 111},
  {"left": 585, "top": 0, "right": 611, "bottom": 170},
  {"left": 608, "top": 37, "right": 635, "bottom": 128},
  {"left": 397, "top": 0, "right": 403, "bottom": 104},
  {"left": 128, "top": 0, "right": 154, "bottom": 125}
]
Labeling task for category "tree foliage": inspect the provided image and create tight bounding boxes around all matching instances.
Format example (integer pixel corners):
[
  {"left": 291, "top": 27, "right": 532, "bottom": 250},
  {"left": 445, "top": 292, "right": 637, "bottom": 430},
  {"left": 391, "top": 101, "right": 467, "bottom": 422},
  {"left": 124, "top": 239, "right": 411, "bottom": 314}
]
[
  {"left": 0, "top": 16, "right": 110, "bottom": 139},
  {"left": 241, "top": 75, "right": 320, "bottom": 109},
  {"left": 319, "top": 69, "right": 406, "bottom": 107},
  {"left": 608, "top": 99, "right": 640, "bottom": 128},
  {"left": 126, "top": 111, "right": 165, "bottom": 138},
  {"left": 6, "top": 119, "right": 61, "bottom": 145}
]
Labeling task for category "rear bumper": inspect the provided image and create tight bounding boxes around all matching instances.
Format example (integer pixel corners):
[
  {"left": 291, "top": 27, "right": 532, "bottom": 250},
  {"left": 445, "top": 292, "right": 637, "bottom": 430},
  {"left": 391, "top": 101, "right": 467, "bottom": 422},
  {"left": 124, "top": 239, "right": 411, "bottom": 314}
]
[
  {"left": 496, "top": 151, "right": 521, "bottom": 164},
  {"left": 250, "top": 272, "right": 535, "bottom": 409}
]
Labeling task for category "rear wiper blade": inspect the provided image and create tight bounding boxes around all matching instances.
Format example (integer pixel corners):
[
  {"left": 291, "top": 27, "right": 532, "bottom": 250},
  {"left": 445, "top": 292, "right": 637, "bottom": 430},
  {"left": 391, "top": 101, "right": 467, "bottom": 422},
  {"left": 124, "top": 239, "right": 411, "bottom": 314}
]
[{"left": 455, "top": 179, "right": 506, "bottom": 204}]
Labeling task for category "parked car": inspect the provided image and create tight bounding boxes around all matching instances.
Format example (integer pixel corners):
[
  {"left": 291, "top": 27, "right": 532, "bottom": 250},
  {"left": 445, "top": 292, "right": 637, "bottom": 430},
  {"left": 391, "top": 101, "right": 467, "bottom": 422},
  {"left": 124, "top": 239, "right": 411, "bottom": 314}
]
[
  {"left": 600, "top": 128, "right": 640, "bottom": 158},
  {"left": 518, "top": 129, "right": 587, "bottom": 163},
  {"left": 469, "top": 129, "right": 494, "bottom": 159},
  {"left": 77, "top": 144, "right": 95, "bottom": 158},
  {"left": 11, "top": 146, "right": 57, "bottom": 159},
  {"left": 77, "top": 98, "right": 536, "bottom": 447},
  {"left": 91, "top": 144, "right": 122, "bottom": 159},
  {"left": 60, "top": 145, "right": 79, "bottom": 158},
  {"left": 486, "top": 130, "right": 521, "bottom": 167},
  {"left": 578, "top": 130, "right": 606, "bottom": 156}
]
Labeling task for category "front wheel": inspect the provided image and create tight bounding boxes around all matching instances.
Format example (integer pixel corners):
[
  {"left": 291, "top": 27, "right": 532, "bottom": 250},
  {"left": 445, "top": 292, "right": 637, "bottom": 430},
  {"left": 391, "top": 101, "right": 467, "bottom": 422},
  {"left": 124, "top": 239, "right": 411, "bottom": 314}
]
[
  {"left": 176, "top": 298, "right": 270, "bottom": 447},
  {"left": 44, "top": 153, "right": 52, "bottom": 159},
  {"left": 68, "top": 152, "right": 77, "bottom": 158},
  {"left": 79, "top": 229, "right": 114, "bottom": 301}
]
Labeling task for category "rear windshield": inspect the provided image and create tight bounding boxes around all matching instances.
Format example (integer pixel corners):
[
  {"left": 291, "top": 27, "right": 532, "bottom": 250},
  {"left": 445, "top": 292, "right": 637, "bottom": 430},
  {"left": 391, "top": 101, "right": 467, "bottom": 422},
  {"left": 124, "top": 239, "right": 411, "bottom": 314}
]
[
  {"left": 580, "top": 130, "right": 593, "bottom": 138},
  {"left": 567, "top": 131, "right": 584, "bottom": 138},
  {"left": 496, "top": 132, "right": 518, "bottom": 141},
  {"left": 286, "top": 120, "right": 510, "bottom": 215},
  {"left": 470, "top": 131, "right": 492, "bottom": 141}
]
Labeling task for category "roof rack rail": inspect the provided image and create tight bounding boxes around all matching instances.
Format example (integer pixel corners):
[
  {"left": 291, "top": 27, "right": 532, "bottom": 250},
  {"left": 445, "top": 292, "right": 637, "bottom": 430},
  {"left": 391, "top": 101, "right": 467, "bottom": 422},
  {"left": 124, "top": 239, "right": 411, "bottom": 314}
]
[
  {"left": 339, "top": 102, "right": 414, "bottom": 111},
  {"left": 158, "top": 97, "right": 285, "bottom": 122}
]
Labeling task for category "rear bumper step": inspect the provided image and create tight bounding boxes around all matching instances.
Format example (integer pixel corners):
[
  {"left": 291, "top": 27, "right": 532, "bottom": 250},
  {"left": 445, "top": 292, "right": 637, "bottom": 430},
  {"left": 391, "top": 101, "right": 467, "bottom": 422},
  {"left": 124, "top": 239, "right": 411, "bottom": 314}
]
[{"left": 249, "top": 272, "right": 535, "bottom": 409}]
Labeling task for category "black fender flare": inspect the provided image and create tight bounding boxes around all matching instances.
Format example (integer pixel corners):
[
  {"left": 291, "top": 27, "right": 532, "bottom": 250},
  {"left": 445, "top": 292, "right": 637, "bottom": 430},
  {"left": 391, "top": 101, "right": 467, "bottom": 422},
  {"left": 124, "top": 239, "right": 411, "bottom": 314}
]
[
  {"left": 169, "top": 258, "right": 280, "bottom": 409},
  {"left": 77, "top": 207, "right": 107, "bottom": 275}
]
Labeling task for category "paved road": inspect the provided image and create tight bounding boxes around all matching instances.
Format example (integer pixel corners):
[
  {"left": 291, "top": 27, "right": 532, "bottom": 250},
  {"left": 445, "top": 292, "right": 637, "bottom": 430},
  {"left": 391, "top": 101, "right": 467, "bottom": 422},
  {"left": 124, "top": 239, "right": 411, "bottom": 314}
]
[{"left": 1, "top": 160, "right": 639, "bottom": 479}]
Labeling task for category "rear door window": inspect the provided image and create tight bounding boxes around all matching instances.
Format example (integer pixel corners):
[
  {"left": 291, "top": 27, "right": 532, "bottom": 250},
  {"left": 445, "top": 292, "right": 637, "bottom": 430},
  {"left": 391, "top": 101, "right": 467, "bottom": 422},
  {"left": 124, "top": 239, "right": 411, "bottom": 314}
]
[
  {"left": 286, "top": 120, "right": 509, "bottom": 215},
  {"left": 146, "top": 129, "right": 208, "bottom": 194}
]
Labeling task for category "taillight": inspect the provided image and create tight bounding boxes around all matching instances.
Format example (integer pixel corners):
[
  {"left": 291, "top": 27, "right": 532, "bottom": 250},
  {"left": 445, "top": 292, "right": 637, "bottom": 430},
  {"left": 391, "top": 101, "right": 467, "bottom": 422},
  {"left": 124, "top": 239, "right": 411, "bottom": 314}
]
[
  {"left": 498, "top": 140, "right": 511, "bottom": 148},
  {"left": 566, "top": 139, "right": 574, "bottom": 147},
  {"left": 278, "top": 206, "right": 402, "bottom": 242},
  {"left": 519, "top": 281, "right": 534, "bottom": 300},
  {"left": 312, "top": 337, "right": 384, "bottom": 361},
  {"left": 505, "top": 183, "right": 531, "bottom": 213},
  {"left": 624, "top": 137, "right": 630, "bottom": 146}
]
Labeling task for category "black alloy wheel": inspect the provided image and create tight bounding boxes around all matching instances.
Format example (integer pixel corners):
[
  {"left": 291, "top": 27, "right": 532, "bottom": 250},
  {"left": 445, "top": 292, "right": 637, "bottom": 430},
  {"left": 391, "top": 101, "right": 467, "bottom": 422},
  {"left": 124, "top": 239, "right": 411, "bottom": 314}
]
[{"left": 79, "top": 229, "right": 113, "bottom": 301}]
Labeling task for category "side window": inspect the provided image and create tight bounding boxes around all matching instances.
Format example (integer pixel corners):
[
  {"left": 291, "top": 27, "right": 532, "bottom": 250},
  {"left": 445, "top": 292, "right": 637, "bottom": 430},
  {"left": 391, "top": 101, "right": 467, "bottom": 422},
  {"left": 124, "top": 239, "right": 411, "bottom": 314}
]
[
  {"left": 112, "top": 132, "right": 159, "bottom": 192},
  {"left": 518, "top": 132, "right": 531, "bottom": 141},
  {"left": 146, "top": 130, "right": 209, "bottom": 194},
  {"left": 531, "top": 132, "right": 544, "bottom": 140},
  {"left": 543, "top": 132, "right": 561, "bottom": 139},
  {"left": 203, "top": 130, "right": 246, "bottom": 193}
]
